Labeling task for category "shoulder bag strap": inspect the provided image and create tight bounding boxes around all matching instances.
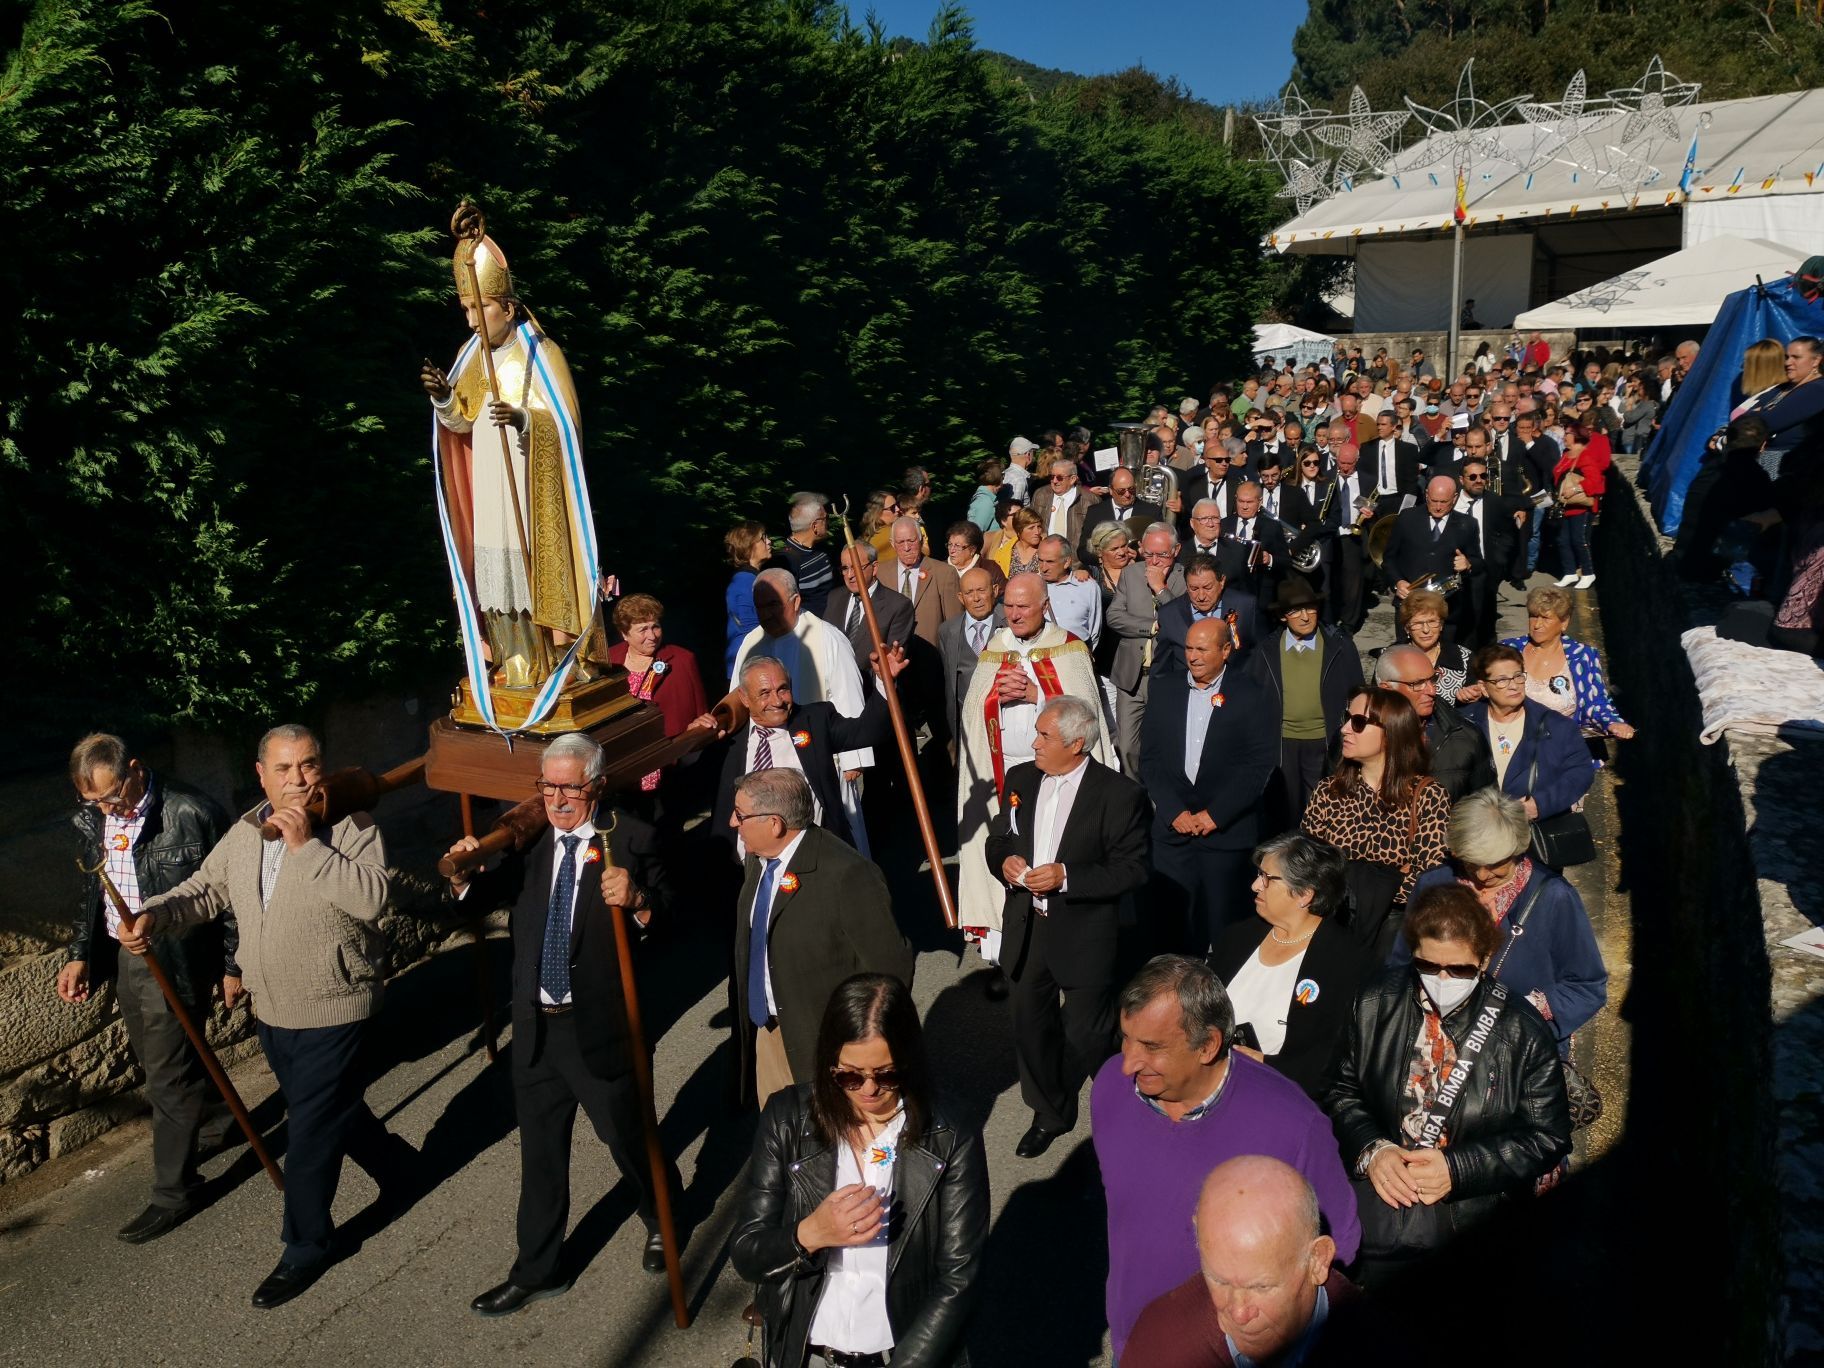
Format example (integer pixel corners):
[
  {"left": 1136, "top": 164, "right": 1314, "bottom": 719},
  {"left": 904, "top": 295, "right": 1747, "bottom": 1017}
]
[
  {"left": 1398, "top": 777, "right": 1431, "bottom": 874},
  {"left": 1414, "top": 981, "right": 1511, "bottom": 1149},
  {"left": 1490, "top": 874, "right": 1548, "bottom": 978},
  {"left": 1524, "top": 713, "right": 1544, "bottom": 799}
]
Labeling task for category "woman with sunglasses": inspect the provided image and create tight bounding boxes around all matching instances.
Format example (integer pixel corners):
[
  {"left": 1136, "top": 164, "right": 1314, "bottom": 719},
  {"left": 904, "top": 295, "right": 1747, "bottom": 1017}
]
[
  {"left": 1300, "top": 688, "right": 1451, "bottom": 957},
  {"left": 1405, "top": 789, "right": 1607, "bottom": 1060},
  {"left": 862, "top": 488, "right": 904, "bottom": 558},
  {"left": 1326, "top": 884, "right": 1571, "bottom": 1285},
  {"left": 733, "top": 973, "right": 988, "bottom": 1368}
]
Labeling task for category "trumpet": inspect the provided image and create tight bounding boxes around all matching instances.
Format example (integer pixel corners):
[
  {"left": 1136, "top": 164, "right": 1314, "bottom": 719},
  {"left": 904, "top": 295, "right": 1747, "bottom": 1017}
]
[{"left": 1410, "top": 570, "right": 1463, "bottom": 596}]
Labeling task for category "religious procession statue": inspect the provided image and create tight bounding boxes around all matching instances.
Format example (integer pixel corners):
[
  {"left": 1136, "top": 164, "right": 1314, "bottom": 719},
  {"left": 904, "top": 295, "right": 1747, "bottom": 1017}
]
[{"left": 420, "top": 202, "right": 608, "bottom": 733}]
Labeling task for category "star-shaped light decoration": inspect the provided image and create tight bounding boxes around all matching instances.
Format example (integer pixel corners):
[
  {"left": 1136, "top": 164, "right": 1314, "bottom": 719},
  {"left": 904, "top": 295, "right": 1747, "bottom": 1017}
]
[
  {"left": 1401, "top": 60, "right": 1531, "bottom": 174},
  {"left": 1276, "top": 157, "right": 1332, "bottom": 216},
  {"left": 1310, "top": 85, "right": 1409, "bottom": 182},
  {"left": 1513, "top": 70, "right": 1611, "bottom": 173},
  {"left": 1606, "top": 56, "right": 1701, "bottom": 145}
]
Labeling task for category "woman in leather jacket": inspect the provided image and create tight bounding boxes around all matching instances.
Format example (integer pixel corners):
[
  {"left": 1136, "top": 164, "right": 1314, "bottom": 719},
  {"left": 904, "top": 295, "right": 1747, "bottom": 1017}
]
[
  {"left": 732, "top": 974, "right": 989, "bottom": 1368},
  {"left": 1326, "top": 885, "right": 1570, "bottom": 1280}
]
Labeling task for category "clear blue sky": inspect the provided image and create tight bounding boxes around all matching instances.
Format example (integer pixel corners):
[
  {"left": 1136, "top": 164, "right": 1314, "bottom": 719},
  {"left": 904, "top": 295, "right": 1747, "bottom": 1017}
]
[{"left": 841, "top": 0, "right": 1304, "bottom": 106}]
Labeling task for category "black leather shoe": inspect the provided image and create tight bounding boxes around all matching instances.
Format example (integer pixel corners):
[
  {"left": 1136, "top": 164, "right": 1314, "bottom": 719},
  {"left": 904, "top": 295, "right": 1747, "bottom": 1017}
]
[
  {"left": 471, "top": 1279, "right": 572, "bottom": 1317},
  {"left": 642, "top": 1230, "right": 676, "bottom": 1274},
  {"left": 117, "top": 1203, "right": 189, "bottom": 1244},
  {"left": 984, "top": 971, "right": 1009, "bottom": 1002},
  {"left": 1015, "top": 1122, "right": 1064, "bottom": 1159},
  {"left": 251, "top": 1260, "right": 326, "bottom": 1309}
]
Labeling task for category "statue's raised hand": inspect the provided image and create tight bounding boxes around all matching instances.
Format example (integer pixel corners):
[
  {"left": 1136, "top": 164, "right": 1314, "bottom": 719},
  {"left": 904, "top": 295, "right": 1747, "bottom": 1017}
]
[{"left": 421, "top": 359, "right": 452, "bottom": 403}]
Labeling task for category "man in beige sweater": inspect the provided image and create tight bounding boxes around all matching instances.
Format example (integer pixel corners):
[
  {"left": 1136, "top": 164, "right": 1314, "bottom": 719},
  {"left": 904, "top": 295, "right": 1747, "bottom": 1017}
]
[{"left": 131, "top": 724, "right": 408, "bottom": 1309}]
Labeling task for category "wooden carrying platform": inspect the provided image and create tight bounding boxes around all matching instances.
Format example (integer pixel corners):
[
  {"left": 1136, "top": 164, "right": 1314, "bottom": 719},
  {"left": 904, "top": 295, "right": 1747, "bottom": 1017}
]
[{"left": 424, "top": 706, "right": 667, "bottom": 801}]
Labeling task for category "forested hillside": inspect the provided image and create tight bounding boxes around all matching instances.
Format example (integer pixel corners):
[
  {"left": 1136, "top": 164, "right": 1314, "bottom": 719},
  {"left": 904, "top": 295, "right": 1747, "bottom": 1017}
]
[
  {"left": 2, "top": 0, "right": 1273, "bottom": 735},
  {"left": 1291, "top": 0, "right": 1824, "bottom": 108}
]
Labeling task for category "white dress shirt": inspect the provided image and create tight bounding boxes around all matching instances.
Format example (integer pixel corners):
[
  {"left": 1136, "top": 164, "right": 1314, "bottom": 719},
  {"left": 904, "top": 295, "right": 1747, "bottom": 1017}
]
[
  {"left": 1376, "top": 439, "right": 1398, "bottom": 493},
  {"left": 963, "top": 612, "right": 995, "bottom": 654},
  {"left": 539, "top": 817, "right": 597, "bottom": 1005},
  {"left": 1028, "top": 758, "right": 1089, "bottom": 911},
  {"left": 1456, "top": 492, "right": 1488, "bottom": 555},
  {"left": 752, "top": 828, "right": 808, "bottom": 1018},
  {"left": 807, "top": 1108, "right": 907, "bottom": 1354}
]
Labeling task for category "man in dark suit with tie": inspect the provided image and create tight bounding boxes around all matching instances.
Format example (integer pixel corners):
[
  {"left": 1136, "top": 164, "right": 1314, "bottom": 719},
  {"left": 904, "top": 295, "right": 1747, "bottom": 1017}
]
[
  {"left": 1381, "top": 475, "right": 1484, "bottom": 634},
  {"left": 821, "top": 541, "right": 914, "bottom": 675},
  {"left": 1218, "top": 482, "right": 1289, "bottom": 599},
  {"left": 1141, "top": 618, "right": 1278, "bottom": 955},
  {"left": 1153, "top": 554, "right": 1260, "bottom": 677},
  {"left": 1363, "top": 411, "right": 1423, "bottom": 507},
  {"left": 1076, "top": 466, "right": 1161, "bottom": 566},
  {"left": 708, "top": 655, "right": 889, "bottom": 851},
  {"left": 445, "top": 733, "right": 684, "bottom": 1313},
  {"left": 1175, "top": 444, "right": 1243, "bottom": 540},
  {"left": 1454, "top": 444, "right": 1528, "bottom": 646},
  {"left": 939, "top": 566, "right": 1004, "bottom": 739},
  {"left": 1511, "top": 411, "right": 1559, "bottom": 580},
  {"left": 1325, "top": 444, "right": 1372, "bottom": 632},
  {"left": 984, "top": 697, "right": 1149, "bottom": 1159},
  {"left": 729, "top": 769, "right": 914, "bottom": 1108}
]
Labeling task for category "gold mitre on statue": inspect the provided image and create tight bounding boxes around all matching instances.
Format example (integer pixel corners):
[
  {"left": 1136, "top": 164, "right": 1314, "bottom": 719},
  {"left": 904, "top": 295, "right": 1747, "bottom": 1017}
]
[{"left": 453, "top": 235, "right": 514, "bottom": 301}]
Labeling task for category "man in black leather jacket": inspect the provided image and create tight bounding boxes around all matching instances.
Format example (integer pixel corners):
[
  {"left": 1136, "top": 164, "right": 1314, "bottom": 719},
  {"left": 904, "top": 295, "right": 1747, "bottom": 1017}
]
[
  {"left": 59, "top": 734, "right": 229, "bottom": 1244},
  {"left": 1375, "top": 646, "right": 1496, "bottom": 802}
]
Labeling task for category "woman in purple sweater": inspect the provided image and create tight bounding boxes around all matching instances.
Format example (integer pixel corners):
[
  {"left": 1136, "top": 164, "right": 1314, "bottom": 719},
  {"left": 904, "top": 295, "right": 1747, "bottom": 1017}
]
[{"left": 1090, "top": 955, "right": 1360, "bottom": 1360}]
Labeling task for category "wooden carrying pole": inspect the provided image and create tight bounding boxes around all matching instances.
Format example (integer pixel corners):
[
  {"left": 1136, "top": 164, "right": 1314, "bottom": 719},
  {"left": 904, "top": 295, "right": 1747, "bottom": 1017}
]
[
  {"left": 82, "top": 861, "right": 285, "bottom": 1191},
  {"left": 600, "top": 816, "right": 690, "bottom": 1328},
  {"left": 258, "top": 757, "right": 426, "bottom": 840},
  {"left": 838, "top": 507, "right": 957, "bottom": 929}
]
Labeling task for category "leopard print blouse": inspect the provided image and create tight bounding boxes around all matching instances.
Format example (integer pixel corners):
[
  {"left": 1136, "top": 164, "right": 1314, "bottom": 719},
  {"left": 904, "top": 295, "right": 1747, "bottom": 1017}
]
[{"left": 1301, "top": 775, "right": 1453, "bottom": 903}]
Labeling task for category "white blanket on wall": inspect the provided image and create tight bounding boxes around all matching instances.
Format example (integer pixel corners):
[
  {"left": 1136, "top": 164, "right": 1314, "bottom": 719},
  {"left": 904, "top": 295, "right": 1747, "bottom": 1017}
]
[{"left": 1681, "top": 627, "right": 1824, "bottom": 745}]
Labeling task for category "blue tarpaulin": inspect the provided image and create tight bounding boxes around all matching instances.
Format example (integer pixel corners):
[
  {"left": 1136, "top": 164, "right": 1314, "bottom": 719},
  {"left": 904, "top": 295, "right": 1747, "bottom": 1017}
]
[{"left": 1645, "top": 275, "right": 1824, "bottom": 533}]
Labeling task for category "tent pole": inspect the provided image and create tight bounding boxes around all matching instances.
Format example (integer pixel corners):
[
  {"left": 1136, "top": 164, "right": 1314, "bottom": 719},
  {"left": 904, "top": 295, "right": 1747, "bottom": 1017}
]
[{"left": 1446, "top": 221, "right": 1464, "bottom": 380}]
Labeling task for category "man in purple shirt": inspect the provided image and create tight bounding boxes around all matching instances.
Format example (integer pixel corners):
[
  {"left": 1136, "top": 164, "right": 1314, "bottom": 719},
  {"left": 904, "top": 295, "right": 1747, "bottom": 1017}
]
[{"left": 1090, "top": 955, "right": 1359, "bottom": 1359}]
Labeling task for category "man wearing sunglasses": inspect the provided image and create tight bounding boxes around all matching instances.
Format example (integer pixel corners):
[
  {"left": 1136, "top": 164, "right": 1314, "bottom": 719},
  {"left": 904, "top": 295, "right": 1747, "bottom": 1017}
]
[
  {"left": 446, "top": 731, "right": 684, "bottom": 1312},
  {"left": 986, "top": 696, "right": 1149, "bottom": 1159},
  {"left": 1176, "top": 444, "right": 1243, "bottom": 540},
  {"left": 730, "top": 768, "right": 912, "bottom": 1109},
  {"left": 1374, "top": 645, "right": 1495, "bottom": 802},
  {"left": 61, "top": 733, "right": 229, "bottom": 1246}
]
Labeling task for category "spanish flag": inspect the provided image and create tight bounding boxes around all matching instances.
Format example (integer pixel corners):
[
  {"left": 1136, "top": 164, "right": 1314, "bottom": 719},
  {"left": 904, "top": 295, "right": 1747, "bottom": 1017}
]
[{"left": 1453, "top": 173, "right": 1468, "bottom": 225}]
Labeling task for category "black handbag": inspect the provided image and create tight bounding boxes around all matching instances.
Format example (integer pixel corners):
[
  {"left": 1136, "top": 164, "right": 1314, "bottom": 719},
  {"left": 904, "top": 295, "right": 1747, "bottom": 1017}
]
[
  {"left": 1340, "top": 779, "right": 1432, "bottom": 956},
  {"left": 1524, "top": 720, "right": 1595, "bottom": 868},
  {"left": 1492, "top": 877, "right": 1604, "bottom": 1132}
]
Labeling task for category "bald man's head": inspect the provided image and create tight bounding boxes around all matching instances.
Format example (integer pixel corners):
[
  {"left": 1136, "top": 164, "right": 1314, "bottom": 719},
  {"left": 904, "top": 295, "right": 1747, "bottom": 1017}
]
[
  {"left": 1424, "top": 474, "right": 1458, "bottom": 519},
  {"left": 1003, "top": 573, "right": 1048, "bottom": 640},
  {"left": 1194, "top": 1156, "right": 1334, "bottom": 1361}
]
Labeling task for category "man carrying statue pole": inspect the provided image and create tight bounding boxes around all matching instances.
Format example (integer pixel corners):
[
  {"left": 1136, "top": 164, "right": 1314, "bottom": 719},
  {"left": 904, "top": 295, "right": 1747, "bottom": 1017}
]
[{"left": 956, "top": 573, "right": 1113, "bottom": 996}]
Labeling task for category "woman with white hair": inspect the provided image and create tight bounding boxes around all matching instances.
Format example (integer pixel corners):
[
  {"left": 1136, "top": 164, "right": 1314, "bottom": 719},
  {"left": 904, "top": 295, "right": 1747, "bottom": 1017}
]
[{"left": 1403, "top": 788, "right": 1608, "bottom": 1058}]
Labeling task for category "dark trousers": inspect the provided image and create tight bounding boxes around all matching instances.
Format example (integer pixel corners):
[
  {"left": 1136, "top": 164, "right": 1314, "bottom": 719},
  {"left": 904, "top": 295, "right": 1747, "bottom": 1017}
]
[
  {"left": 1009, "top": 915, "right": 1116, "bottom": 1133},
  {"left": 257, "top": 1018, "right": 395, "bottom": 1267},
  {"left": 1151, "top": 842, "right": 1251, "bottom": 956},
  {"left": 1557, "top": 513, "right": 1593, "bottom": 576},
  {"left": 1330, "top": 536, "right": 1366, "bottom": 631},
  {"left": 510, "top": 1010, "right": 681, "bottom": 1289},
  {"left": 116, "top": 952, "right": 211, "bottom": 1209},
  {"left": 1275, "top": 737, "right": 1330, "bottom": 831}
]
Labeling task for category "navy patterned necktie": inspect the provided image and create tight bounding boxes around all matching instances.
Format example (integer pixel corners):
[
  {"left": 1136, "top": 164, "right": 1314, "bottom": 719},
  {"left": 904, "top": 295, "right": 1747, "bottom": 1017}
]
[
  {"left": 752, "top": 727, "right": 776, "bottom": 772},
  {"left": 747, "top": 858, "right": 782, "bottom": 1027},
  {"left": 539, "top": 834, "right": 582, "bottom": 1003}
]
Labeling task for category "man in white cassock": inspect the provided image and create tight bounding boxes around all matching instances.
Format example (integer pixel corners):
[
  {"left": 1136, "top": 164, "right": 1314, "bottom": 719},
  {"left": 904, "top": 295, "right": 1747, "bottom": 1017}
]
[
  {"left": 956, "top": 574, "right": 1111, "bottom": 983},
  {"left": 732, "top": 568, "right": 875, "bottom": 858}
]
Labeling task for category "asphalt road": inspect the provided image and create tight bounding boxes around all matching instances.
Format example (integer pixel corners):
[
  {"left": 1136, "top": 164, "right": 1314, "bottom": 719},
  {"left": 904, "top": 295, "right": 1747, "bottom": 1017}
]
[{"left": 0, "top": 565, "right": 1633, "bottom": 1368}]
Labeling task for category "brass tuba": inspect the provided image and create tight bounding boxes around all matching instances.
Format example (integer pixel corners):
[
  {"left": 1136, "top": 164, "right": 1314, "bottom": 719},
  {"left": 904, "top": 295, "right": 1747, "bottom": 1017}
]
[{"left": 1289, "top": 479, "right": 1334, "bottom": 573}]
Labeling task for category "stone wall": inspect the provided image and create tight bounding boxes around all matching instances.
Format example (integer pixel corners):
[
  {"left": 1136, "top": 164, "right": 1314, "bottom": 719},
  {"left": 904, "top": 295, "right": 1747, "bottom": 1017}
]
[
  {"left": 1593, "top": 459, "right": 1820, "bottom": 1365},
  {"left": 0, "top": 693, "right": 488, "bottom": 1186},
  {"left": 1326, "top": 328, "right": 1577, "bottom": 374}
]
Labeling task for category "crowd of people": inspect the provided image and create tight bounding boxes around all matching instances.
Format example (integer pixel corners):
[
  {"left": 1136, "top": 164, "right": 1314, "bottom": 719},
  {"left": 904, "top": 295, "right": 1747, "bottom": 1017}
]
[{"left": 62, "top": 337, "right": 1667, "bottom": 1365}]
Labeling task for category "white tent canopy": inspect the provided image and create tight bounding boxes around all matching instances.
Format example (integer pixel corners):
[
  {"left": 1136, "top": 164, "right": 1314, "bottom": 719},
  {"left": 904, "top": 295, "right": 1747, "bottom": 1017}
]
[
  {"left": 1252, "top": 322, "right": 1334, "bottom": 367},
  {"left": 1513, "top": 235, "right": 1805, "bottom": 329},
  {"left": 1268, "top": 88, "right": 1824, "bottom": 254}
]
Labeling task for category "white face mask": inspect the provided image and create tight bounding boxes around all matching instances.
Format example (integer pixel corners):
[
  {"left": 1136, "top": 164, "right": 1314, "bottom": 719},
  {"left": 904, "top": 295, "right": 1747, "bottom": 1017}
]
[{"left": 1421, "top": 973, "right": 1478, "bottom": 1014}]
